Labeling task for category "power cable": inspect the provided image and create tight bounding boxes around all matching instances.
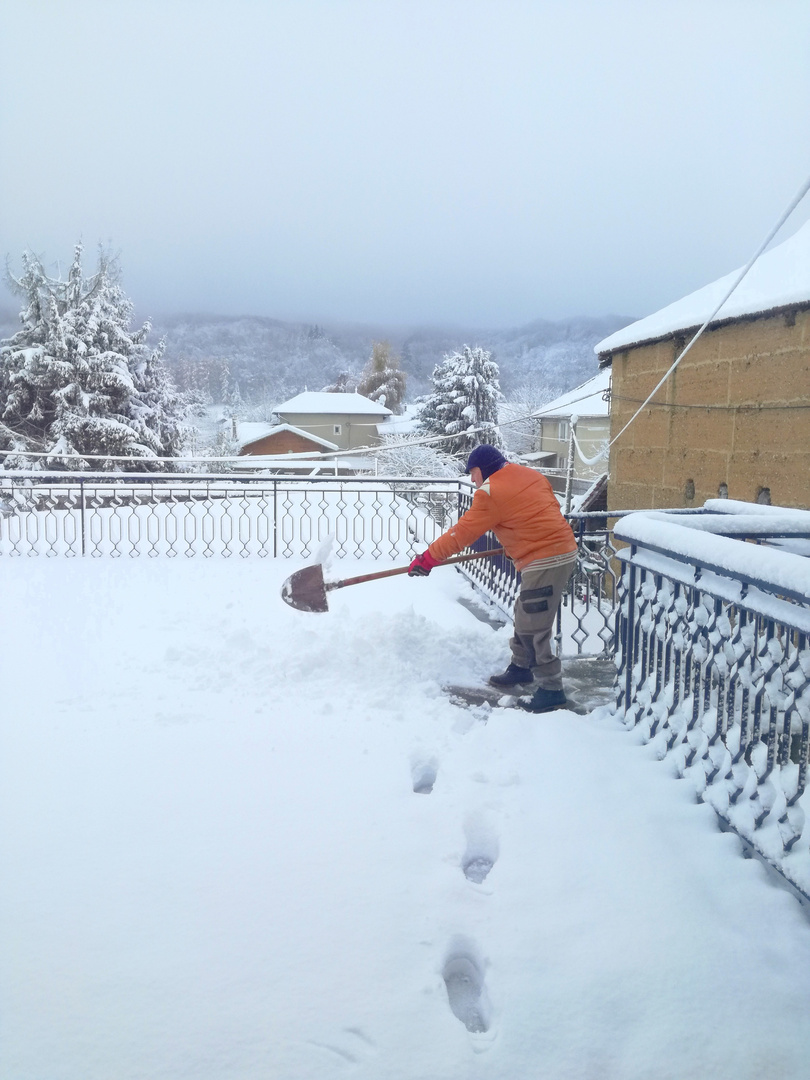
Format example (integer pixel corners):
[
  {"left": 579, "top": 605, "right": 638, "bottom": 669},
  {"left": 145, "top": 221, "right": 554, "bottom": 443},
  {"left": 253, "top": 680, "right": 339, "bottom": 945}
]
[{"left": 604, "top": 172, "right": 810, "bottom": 455}]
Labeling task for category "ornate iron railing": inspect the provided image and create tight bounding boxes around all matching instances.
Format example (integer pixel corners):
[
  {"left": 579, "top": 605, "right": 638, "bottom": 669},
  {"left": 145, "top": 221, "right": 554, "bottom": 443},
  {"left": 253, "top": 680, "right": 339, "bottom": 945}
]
[
  {"left": 615, "top": 501, "right": 810, "bottom": 902},
  {"left": 0, "top": 474, "right": 460, "bottom": 560},
  {"left": 0, "top": 472, "right": 619, "bottom": 653}
]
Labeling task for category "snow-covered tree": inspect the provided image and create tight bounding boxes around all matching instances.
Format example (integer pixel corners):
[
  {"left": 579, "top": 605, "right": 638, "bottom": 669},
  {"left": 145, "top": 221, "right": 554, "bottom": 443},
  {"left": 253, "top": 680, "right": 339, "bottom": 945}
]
[
  {"left": 500, "top": 382, "right": 560, "bottom": 456},
  {"left": 417, "top": 344, "right": 503, "bottom": 457},
  {"left": 0, "top": 246, "right": 188, "bottom": 470},
  {"left": 321, "top": 370, "right": 358, "bottom": 394},
  {"left": 175, "top": 357, "right": 211, "bottom": 420},
  {"left": 218, "top": 358, "right": 236, "bottom": 410},
  {"left": 375, "top": 433, "right": 459, "bottom": 478},
  {"left": 356, "top": 341, "right": 406, "bottom": 414}
]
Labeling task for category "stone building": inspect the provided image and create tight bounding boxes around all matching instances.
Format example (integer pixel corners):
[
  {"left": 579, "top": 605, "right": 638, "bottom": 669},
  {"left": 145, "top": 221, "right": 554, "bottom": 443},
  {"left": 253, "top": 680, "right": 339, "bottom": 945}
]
[{"left": 595, "top": 219, "right": 810, "bottom": 510}]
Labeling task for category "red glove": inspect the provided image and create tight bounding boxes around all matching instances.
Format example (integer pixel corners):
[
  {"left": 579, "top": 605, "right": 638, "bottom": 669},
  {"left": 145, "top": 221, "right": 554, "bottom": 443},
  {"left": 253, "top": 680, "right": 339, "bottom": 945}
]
[{"left": 408, "top": 549, "right": 442, "bottom": 577}]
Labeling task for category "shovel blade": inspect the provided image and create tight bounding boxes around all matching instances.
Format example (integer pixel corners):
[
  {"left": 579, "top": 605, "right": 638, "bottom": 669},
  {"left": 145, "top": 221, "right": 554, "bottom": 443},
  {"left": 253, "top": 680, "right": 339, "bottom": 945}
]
[{"left": 281, "top": 562, "right": 329, "bottom": 613}]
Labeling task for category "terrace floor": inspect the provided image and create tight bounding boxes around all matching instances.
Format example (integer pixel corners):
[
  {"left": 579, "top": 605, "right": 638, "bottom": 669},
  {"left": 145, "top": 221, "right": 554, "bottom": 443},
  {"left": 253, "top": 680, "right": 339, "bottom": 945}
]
[{"left": 2, "top": 556, "right": 810, "bottom": 1079}]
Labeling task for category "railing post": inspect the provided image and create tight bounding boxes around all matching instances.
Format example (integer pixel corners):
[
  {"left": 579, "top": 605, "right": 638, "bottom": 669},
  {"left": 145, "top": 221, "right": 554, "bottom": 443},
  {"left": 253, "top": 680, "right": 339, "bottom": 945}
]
[
  {"left": 623, "top": 555, "right": 637, "bottom": 714},
  {"left": 79, "top": 479, "right": 86, "bottom": 557},
  {"left": 563, "top": 420, "right": 576, "bottom": 515}
]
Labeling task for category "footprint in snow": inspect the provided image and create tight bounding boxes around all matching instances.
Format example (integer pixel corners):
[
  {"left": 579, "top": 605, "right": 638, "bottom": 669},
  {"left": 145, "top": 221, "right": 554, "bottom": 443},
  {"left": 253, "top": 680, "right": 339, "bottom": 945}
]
[
  {"left": 442, "top": 940, "right": 493, "bottom": 1034},
  {"left": 461, "top": 815, "right": 499, "bottom": 883},
  {"left": 411, "top": 757, "right": 438, "bottom": 795}
]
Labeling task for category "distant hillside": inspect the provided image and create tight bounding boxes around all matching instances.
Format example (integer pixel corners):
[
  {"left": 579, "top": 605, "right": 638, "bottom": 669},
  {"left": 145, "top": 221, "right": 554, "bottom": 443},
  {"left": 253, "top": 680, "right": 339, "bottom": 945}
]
[
  {"left": 0, "top": 308, "right": 18, "bottom": 340},
  {"left": 150, "top": 311, "right": 632, "bottom": 405},
  {"left": 0, "top": 304, "right": 633, "bottom": 409}
]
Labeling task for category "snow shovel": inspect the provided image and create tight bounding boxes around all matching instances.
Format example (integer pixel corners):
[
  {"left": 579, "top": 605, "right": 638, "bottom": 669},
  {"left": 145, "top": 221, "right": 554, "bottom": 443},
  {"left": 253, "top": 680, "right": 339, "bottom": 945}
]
[{"left": 281, "top": 547, "right": 504, "bottom": 613}]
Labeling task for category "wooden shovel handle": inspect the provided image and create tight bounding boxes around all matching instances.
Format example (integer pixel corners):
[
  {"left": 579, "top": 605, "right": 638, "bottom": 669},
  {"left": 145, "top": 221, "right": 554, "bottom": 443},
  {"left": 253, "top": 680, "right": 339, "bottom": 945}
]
[{"left": 326, "top": 547, "right": 505, "bottom": 593}]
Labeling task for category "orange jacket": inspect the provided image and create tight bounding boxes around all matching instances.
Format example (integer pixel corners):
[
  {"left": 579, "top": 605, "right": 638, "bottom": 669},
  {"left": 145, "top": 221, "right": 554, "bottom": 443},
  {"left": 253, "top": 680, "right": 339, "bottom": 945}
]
[{"left": 428, "top": 463, "right": 577, "bottom": 571}]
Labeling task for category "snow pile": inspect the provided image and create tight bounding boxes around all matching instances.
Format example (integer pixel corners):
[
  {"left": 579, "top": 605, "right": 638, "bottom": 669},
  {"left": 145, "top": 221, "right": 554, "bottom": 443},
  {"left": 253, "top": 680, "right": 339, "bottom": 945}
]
[
  {"left": 596, "top": 218, "right": 810, "bottom": 354},
  {"left": 2, "top": 558, "right": 810, "bottom": 1079}
]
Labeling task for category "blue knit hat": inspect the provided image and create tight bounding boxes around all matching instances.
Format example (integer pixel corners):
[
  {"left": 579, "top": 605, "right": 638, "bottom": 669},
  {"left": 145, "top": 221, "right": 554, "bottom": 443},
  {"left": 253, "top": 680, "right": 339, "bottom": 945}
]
[{"left": 465, "top": 444, "right": 507, "bottom": 479}]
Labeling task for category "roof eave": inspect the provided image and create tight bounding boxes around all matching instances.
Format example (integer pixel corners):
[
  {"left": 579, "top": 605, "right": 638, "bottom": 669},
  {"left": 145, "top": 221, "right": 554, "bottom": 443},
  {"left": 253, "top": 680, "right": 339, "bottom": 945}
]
[{"left": 597, "top": 298, "right": 810, "bottom": 365}]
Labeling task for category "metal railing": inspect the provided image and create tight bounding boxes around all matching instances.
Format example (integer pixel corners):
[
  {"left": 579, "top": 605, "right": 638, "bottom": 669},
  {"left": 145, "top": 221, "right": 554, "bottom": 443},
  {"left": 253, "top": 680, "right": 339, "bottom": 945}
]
[
  {"left": 0, "top": 471, "right": 620, "bottom": 653},
  {"left": 0, "top": 473, "right": 460, "bottom": 561},
  {"left": 615, "top": 503, "right": 810, "bottom": 902},
  {"left": 459, "top": 499, "right": 621, "bottom": 655}
]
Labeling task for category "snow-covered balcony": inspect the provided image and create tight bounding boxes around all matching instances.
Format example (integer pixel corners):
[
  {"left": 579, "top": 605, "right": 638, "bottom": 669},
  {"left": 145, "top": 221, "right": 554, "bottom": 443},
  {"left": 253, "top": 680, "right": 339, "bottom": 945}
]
[{"left": 3, "top": 476, "right": 810, "bottom": 1076}]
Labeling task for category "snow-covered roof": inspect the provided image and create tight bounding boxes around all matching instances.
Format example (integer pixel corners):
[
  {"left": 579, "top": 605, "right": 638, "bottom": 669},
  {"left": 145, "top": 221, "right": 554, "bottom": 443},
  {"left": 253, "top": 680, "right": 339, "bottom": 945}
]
[
  {"left": 273, "top": 391, "right": 392, "bottom": 416},
  {"left": 377, "top": 401, "right": 422, "bottom": 436},
  {"left": 239, "top": 423, "right": 338, "bottom": 452},
  {"left": 235, "top": 422, "right": 275, "bottom": 445},
  {"left": 231, "top": 455, "right": 371, "bottom": 473},
  {"left": 595, "top": 218, "right": 810, "bottom": 356},
  {"left": 533, "top": 369, "right": 610, "bottom": 419}
]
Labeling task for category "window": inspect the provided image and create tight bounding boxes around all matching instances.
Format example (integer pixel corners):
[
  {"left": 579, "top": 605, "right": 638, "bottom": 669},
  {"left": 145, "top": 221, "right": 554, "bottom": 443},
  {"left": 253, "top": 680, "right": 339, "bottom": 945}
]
[
  {"left": 333, "top": 425, "right": 342, "bottom": 435},
  {"left": 557, "top": 420, "right": 569, "bottom": 441}
]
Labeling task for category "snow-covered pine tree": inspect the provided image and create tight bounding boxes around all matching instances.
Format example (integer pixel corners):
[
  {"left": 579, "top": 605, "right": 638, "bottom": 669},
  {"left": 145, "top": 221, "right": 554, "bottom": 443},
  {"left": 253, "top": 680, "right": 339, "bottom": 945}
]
[
  {"left": 129, "top": 336, "right": 188, "bottom": 459},
  {"left": 417, "top": 344, "right": 503, "bottom": 457},
  {"left": 218, "top": 358, "right": 232, "bottom": 409},
  {"left": 176, "top": 357, "right": 210, "bottom": 419},
  {"left": 356, "top": 341, "right": 406, "bottom": 414},
  {"left": 0, "top": 246, "right": 188, "bottom": 470}
]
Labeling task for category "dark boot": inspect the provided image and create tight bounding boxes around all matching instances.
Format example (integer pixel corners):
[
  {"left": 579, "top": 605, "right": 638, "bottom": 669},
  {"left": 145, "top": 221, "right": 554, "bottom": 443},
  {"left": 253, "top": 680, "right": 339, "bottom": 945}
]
[
  {"left": 489, "top": 663, "right": 533, "bottom": 689},
  {"left": 518, "top": 687, "right": 567, "bottom": 713}
]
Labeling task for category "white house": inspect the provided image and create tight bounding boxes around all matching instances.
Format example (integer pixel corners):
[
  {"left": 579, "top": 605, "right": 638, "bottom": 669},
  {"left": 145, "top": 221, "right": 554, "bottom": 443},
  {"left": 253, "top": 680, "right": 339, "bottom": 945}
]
[
  {"left": 528, "top": 369, "right": 611, "bottom": 484},
  {"left": 271, "top": 392, "right": 392, "bottom": 452}
]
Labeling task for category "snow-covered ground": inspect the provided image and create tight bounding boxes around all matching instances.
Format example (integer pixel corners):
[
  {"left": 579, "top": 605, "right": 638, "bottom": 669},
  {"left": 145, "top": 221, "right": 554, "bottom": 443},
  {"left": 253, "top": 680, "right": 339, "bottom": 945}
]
[{"left": 3, "top": 556, "right": 810, "bottom": 1079}]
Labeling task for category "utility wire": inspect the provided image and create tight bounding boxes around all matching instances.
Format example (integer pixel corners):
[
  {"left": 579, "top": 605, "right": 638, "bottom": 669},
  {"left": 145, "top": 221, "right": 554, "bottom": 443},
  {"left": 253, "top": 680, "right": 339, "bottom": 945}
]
[
  {"left": 611, "top": 396, "right": 810, "bottom": 412},
  {"left": 0, "top": 389, "right": 606, "bottom": 466},
  {"left": 604, "top": 172, "right": 810, "bottom": 455}
]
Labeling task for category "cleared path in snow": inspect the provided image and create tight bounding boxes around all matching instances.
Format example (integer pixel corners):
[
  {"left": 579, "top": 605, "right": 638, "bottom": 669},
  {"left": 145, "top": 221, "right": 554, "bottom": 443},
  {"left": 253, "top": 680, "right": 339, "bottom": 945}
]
[{"left": 2, "top": 558, "right": 810, "bottom": 1080}]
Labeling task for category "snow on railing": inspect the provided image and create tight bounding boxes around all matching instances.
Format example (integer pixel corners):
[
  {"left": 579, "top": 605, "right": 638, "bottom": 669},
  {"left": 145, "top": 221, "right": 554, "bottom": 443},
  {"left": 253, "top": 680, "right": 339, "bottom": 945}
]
[{"left": 615, "top": 504, "right": 810, "bottom": 901}]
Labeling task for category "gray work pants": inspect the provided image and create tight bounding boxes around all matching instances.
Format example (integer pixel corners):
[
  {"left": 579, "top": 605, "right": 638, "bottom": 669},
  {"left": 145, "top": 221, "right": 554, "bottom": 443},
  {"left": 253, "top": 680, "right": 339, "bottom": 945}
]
[{"left": 509, "top": 559, "right": 576, "bottom": 690}]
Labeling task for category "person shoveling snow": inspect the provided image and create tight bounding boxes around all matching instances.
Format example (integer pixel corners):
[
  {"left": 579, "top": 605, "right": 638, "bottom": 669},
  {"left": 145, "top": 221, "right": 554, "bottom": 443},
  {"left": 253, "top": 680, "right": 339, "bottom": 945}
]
[{"left": 408, "top": 444, "right": 578, "bottom": 713}]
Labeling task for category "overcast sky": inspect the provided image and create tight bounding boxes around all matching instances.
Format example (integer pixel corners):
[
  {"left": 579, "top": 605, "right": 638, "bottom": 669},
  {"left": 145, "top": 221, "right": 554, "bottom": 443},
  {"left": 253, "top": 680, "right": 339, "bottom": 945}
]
[{"left": 2, "top": 0, "right": 809, "bottom": 329}]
